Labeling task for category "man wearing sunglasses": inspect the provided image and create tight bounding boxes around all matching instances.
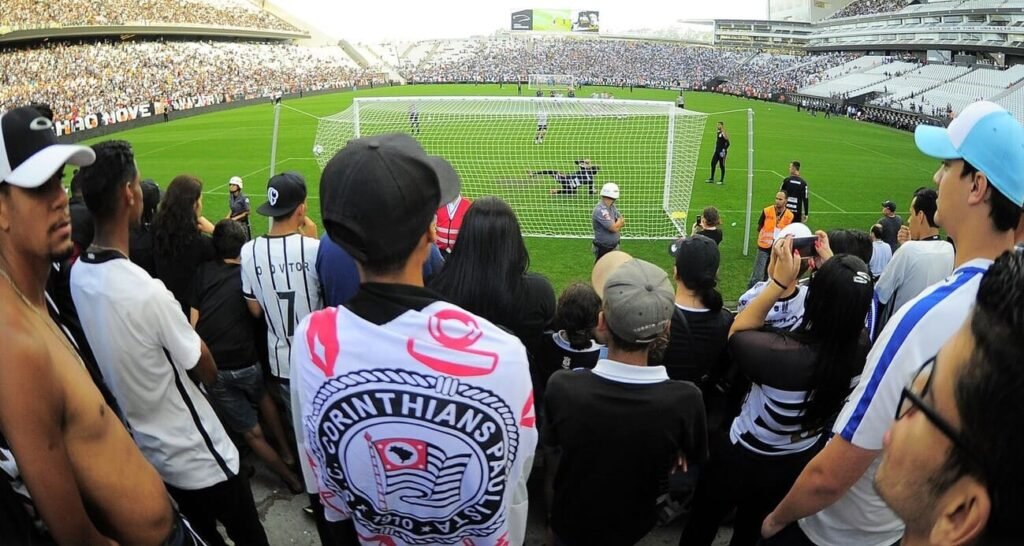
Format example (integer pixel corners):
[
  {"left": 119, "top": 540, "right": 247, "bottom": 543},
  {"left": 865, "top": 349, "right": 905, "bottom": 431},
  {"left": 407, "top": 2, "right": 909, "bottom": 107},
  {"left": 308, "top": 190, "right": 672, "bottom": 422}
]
[
  {"left": 876, "top": 249, "right": 1024, "bottom": 545},
  {"left": 761, "top": 101, "right": 1024, "bottom": 546}
]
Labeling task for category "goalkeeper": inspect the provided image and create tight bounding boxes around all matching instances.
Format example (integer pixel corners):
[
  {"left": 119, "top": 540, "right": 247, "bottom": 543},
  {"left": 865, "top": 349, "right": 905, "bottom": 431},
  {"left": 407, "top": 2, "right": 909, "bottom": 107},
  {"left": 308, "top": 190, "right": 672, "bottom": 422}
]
[{"left": 529, "top": 159, "right": 600, "bottom": 195}]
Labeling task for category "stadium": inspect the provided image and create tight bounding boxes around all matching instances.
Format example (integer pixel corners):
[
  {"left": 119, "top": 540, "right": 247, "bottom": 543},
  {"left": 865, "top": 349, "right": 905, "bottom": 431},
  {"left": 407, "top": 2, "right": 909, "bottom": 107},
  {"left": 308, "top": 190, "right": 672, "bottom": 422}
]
[{"left": 2, "top": 0, "right": 1023, "bottom": 545}]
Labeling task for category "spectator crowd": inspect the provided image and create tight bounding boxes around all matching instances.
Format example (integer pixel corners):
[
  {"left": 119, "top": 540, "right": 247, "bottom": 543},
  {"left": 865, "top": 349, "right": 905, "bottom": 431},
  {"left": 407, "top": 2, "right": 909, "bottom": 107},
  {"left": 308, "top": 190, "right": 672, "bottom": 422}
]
[
  {"left": 828, "top": 0, "right": 915, "bottom": 19},
  {"left": 0, "top": 40, "right": 381, "bottom": 120},
  {"left": 0, "top": 0, "right": 299, "bottom": 32}
]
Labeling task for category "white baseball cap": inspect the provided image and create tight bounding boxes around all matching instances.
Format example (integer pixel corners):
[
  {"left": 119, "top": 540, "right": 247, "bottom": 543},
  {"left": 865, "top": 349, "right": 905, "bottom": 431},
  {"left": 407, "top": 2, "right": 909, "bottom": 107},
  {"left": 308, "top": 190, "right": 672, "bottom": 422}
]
[
  {"left": 775, "top": 222, "right": 813, "bottom": 241},
  {"left": 229, "top": 176, "right": 243, "bottom": 188},
  {"left": 915, "top": 101, "right": 1024, "bottom": 207},
  {"left": 600, "top": 182, "right": 620, "bottom": 200}
]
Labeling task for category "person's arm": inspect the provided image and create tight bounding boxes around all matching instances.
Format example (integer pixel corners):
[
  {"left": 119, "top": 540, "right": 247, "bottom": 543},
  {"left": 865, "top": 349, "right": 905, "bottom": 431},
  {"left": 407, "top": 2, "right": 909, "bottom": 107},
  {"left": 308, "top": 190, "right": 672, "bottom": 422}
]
[
  {"left": 191, "top": 340, "right": 218, "bottom": 387},
  {"left": 731, "top": 237, "right": 800, "bottom": 336},
  {"left": 197, "top": 216, "right": 215, "bottom": 235},
  {"left": 803, "top": 183, "right": 810, "bottom": 219},
  {"left": 873, "top": 249, "right": 904, "bottom": 305},
  {"left": 762, "top": 437, "right": 878, "bottom": 538},
  {"left": 0, "top": 337, "right": 115, "bottom": 546},
  {"left": 229, "top": 210, "right": 249, "bottom": 222},
  {"left": 299, "top": 216, "right": 318, "bottom": 239},
  {"left": 189, "top": 307, "right": 199, "bottom": 329},
  {"left": 245, "top": 298, "right": 264, "bottom": 319}
]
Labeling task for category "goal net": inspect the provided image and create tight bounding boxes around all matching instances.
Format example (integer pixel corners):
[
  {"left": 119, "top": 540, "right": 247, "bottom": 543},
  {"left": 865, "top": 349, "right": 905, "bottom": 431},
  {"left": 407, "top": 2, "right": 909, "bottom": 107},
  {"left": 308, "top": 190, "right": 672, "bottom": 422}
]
[
  {"left": 312, "top": 96, "right": 709, "bottom": 239},
  {"left": 528, "top": 74, "right": 576, "bottom": 91}
]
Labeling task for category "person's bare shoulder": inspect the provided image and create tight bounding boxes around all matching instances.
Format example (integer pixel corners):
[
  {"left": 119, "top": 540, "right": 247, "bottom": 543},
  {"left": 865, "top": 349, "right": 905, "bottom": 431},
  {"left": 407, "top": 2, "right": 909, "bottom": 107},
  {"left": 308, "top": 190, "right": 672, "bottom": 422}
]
[{"left": 0, "top": 309, "right": 59, "bottom": 397}]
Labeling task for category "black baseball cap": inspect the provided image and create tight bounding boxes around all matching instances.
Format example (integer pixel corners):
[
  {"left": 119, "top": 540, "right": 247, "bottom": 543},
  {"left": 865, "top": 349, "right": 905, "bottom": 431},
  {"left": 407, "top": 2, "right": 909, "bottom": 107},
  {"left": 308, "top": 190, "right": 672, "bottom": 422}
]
[
  {"left": 669, "top": 234, "right": 720, "bottom": 287},
  {"left": 882, "top": 200, "right": 897, "bottom": 212},
  {"left": 257, "top": 172, "right": 307, "bottom": 216},
  {"left": 320, "top": 133, "right": 460, "bottom": 263},
  {"left": 0, "top": 106, "right": 94, "bottom": 188}
]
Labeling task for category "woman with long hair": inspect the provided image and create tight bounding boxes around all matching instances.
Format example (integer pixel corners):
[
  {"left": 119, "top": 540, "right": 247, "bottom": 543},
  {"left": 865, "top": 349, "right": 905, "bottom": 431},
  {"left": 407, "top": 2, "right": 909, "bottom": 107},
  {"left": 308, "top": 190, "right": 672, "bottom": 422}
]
[
  {"left": 429, "top": 196, "right": 555, "bottom": 360},
  {"left": 152, "top": 175, "right": 215, "bottom": 315},
  {"left": 680, "top": 234, "right": 873, "bottom": 546}
]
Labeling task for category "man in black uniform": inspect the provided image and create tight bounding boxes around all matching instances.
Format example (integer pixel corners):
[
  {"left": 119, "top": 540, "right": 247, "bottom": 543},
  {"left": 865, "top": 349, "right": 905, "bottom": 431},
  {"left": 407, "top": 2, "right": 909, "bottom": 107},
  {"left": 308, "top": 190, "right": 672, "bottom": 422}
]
[
  {"left": 530, "top": 158, "right": 600, "bottom": 195},
  {"left": 707, "top": 122, "right": 729, "bottom": 185},
  {"left": 779, "top": 161, "right": 809, "bottom": 223}
]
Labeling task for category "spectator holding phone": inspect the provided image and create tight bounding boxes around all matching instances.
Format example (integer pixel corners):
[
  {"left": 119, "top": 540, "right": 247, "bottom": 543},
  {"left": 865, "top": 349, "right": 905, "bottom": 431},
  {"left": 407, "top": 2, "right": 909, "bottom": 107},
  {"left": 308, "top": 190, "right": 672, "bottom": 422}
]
[
  {"left": 680, "top": 234, "right": 873, "bottom": 545},
  {"left": 691, "top": 206, "right": 723, "bottom": 245},
  {"left": 738, "top": 223, "right": 813, "bottom": 331}
]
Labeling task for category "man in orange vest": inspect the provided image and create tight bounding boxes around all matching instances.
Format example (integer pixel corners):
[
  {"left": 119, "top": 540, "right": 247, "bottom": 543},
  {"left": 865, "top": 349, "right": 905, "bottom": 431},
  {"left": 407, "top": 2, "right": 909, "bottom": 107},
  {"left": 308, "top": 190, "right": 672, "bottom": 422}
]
[
  {"left": 436, "top": 192, "right": 472, "bottom": 254},
  {"left": 748, "top": 190, "right": 794, "bottom": 288}
]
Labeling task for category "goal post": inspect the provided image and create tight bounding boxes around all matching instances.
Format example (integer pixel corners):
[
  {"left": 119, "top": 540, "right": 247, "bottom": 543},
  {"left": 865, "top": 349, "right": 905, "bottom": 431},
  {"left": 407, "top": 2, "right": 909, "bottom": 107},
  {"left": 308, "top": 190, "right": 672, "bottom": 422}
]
[
  {"left": 528, "top": 74, "right": 576, "bottom": 90},
  {"left": 312, "top": 96, "right": 714, "bottom": 239}
]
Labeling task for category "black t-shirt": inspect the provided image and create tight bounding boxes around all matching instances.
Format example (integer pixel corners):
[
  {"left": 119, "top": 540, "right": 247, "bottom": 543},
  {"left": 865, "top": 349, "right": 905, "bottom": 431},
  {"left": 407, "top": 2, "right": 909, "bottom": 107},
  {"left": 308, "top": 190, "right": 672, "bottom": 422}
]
[
  {"left": 878, "top": 215, "right": 902, "bottom": 253},
  {"left": 191, "top": 261, "right": 258, "bottom": 370},
  {"left": 68, "top": 196, "right": 93, "bottom": 251},
  {"left": 653, "top": 306, "right": 733, "bottom": 384},
  {"left": 532, "top": 330, "right": 602, "bottom": 400},
  {"left": 780, "top": 176, "right": 809, "bottom": 219},
  {"left": 155, "top": 234, "right": 215, "bottom": 315},
  {"left": 695, "top": 227, "right": 723, "bottom": 245},
  {"left": 545, "top": 366, "right": 708, "bottom": 545},
  {"left": 129, "top": 225, "right": 157, "bottom": 278}
]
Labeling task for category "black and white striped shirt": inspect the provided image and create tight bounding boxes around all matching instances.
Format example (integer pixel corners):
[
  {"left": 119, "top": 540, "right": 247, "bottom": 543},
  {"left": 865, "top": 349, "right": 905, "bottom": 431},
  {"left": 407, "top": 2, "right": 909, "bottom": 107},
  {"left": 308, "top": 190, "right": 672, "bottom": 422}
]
[
  {"left": 728, "top": 329, "right": 865, "bottom": 456},
  {"left": 241, "top": 233, "right": 322, "bottom": 380}
]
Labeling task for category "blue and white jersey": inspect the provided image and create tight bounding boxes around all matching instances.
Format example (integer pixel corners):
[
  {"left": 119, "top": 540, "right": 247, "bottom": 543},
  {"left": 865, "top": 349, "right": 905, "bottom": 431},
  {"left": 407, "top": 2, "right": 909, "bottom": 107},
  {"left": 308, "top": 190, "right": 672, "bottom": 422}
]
[{"left": 799, "top": 258, "right": 992, "bottom": 546}]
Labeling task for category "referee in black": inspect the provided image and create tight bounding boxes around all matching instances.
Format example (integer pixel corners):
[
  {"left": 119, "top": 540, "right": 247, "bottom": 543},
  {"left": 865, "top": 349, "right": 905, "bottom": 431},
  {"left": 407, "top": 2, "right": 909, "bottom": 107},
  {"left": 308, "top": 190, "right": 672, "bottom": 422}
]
[{"left": 706, "top": 121, "right": 729, "bottom": 185}]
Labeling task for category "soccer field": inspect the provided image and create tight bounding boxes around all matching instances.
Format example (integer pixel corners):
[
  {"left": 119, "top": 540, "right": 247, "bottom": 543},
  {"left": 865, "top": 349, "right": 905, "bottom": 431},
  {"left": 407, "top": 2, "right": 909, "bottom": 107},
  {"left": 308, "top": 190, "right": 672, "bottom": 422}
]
[{"left": 82, "top": 84, "right": 937, "bottom": 300}]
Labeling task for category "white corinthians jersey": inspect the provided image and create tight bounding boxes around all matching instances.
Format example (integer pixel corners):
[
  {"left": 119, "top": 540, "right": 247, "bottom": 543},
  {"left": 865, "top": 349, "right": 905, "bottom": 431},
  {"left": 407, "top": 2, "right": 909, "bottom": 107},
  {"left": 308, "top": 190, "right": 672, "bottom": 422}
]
[
  {"left": 241, "top": 233, "right": 321, "bottom": 379},
  {"left": 293, "top": 301, "right": 538, "bottom": 546}
]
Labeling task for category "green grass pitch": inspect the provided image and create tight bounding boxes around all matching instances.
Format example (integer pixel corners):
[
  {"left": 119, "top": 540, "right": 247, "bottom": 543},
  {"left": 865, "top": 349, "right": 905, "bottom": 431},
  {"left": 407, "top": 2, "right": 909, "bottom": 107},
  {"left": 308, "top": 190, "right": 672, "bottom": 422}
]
[{"left": 82, "top": 84, "right": 937, "bottom": 301}]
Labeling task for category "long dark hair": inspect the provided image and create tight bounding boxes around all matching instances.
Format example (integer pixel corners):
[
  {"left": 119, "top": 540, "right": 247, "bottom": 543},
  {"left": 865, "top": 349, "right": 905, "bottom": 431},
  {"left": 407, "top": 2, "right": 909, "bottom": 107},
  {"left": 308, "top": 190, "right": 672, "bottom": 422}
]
[
  {"left": 793, "top": 254, "right": 873, "bottom": 425},
  {"left": 674, "top": 235, "right": 724, "bottom": 312},
  {"left": 429, "top": 196, "right": 530, "bottom": 326},
  {"left": 152, "top": 175, "right": 203, "bottom": 261}
]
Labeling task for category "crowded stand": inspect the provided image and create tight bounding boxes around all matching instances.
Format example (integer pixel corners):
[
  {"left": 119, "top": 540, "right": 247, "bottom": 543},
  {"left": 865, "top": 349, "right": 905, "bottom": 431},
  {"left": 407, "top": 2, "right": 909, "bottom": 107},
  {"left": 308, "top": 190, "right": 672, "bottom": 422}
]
[
  {"left": 718, "top": 52, "right": 856, "bottom": 98},
  {"left": 0, "top": 40, "right": 374, "bottom": 120},
  {"left": 0, "top": 0, "right": 300, "bottom": 32},
  {"left": 827, "top": 0, "right": 916, "bottom": 19},
  {"left": 405, "top": 37, "right": 749, "bottom": 88}
]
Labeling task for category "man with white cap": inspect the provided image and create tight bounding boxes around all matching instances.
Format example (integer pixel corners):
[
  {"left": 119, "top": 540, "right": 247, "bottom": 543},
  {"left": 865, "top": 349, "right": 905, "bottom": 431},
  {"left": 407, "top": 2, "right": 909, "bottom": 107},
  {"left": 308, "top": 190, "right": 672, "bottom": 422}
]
[
  {"left": 592, "top": 181, "right": 624, "bottom": 261},
  {"left": 226, "top": 175, "right": 250, "bottom": 240},
  {"left": 545, "top": 252, "right": 707, "bottom": 545},
  {"left": 762, "top": 101, "right": 1024, "bottom": 545},
  {"left": 0, "top": 106, "right": 194, "bottom": 544}
]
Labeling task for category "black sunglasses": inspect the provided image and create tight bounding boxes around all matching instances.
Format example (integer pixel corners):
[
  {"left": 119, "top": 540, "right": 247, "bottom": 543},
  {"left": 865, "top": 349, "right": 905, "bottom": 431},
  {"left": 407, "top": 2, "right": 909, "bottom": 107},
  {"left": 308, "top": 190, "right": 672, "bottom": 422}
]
[{"left": 896, "top": 356, "right": 977, "bottom": 463}]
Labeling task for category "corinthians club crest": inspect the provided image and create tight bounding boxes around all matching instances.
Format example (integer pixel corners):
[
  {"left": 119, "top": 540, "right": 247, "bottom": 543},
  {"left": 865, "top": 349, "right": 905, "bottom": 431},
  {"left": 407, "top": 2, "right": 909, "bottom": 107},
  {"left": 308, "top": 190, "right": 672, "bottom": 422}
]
[{"left": 306, "top": 369, "right": 520, "bottom": 544}]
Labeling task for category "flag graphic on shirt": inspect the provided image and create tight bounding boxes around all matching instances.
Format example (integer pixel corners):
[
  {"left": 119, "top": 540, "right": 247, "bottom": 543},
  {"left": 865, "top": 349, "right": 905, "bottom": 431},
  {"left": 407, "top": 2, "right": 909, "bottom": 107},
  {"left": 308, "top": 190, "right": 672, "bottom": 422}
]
[{"left": 369, "top": 437, "right": 471, "bottom": 509}]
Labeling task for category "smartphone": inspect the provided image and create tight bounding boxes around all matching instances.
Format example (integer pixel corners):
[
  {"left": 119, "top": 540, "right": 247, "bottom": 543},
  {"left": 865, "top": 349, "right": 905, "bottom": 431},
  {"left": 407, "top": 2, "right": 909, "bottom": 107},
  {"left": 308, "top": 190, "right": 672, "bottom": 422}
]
[{"left": 790, "top": 236, "right": 818, "bottom": 258}]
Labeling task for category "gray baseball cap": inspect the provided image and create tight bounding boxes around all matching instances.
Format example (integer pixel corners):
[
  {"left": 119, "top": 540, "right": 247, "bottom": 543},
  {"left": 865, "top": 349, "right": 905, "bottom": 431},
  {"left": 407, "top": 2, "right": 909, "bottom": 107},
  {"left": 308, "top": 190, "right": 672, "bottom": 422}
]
[{"left": 601, "top": 259, "right": 674, "bottom": 344}]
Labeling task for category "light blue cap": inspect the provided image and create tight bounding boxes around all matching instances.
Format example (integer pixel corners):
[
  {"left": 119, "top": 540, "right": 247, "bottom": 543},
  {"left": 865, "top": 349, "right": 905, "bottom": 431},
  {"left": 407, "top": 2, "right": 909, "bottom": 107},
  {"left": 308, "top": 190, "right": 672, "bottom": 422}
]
[{"left": 915, "top": 101, "right": 1024, "bottom": 207}]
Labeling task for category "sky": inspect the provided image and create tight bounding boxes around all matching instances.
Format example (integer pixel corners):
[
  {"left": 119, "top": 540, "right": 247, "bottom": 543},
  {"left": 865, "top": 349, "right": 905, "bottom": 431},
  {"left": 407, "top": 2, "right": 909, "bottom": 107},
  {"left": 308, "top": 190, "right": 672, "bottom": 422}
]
[{"left": 279, "top": 0, "right": 769, "bottom": 43}]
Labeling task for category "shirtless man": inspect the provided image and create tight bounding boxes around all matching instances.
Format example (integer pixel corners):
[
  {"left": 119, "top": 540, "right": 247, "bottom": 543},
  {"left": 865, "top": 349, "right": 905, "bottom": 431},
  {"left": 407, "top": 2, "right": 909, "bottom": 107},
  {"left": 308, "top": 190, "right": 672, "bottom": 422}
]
[{"left": 0, "top": 106, "right": 181, "bottom": 545}]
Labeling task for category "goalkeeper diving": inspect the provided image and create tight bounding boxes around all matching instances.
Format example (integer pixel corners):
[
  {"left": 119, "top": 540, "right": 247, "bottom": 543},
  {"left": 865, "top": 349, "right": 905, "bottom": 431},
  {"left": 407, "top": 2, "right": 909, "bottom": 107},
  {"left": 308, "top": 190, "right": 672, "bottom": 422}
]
[{"left": 529, "top": 158, "right": 601, "bottom": 195}]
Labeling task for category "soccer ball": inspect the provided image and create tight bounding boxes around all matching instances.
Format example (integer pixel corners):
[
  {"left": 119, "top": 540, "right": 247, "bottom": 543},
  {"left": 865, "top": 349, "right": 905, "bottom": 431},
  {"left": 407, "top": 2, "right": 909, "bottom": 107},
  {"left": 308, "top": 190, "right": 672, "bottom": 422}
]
[{"left": 313, "top": 144, "right": 324, "bottom": 157}]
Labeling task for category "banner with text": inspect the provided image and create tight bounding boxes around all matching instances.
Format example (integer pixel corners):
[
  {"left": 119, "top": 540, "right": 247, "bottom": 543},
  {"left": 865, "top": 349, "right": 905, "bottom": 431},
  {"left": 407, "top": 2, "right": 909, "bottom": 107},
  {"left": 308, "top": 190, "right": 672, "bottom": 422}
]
[
  {"left": 52, "top": 94, "right": 230, "bottom": 136},
  {"left": 511, "top": 9, "right": 599, "bottom": 33}
]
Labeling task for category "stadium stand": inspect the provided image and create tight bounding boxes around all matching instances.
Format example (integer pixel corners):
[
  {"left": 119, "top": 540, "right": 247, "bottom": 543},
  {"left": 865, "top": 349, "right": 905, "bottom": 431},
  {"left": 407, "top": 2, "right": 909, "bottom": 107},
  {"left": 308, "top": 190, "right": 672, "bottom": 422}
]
[
  {"left": 0, "top": 40, "right": 370, "bottom": 120},
  {"left": 828, "top": 0, "right": 915, "bottom": 20},
  {"left": 405, "top": 36, "right": 750, "bottom": 87},
  {"left": 0, "top": 0, "right": 299, "bottom": 32}
]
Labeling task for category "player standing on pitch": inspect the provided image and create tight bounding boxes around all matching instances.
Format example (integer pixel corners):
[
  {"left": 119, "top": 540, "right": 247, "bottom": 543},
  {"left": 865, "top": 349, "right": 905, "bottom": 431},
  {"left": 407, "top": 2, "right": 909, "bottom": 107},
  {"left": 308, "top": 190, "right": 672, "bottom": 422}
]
[
  {"left": 535, "top": 109, "right": 548, "bottom": 144},
  {"left": 592, "top": 182, "right": 624, "bottom": 261},
  {"left": 707, "top": 121, "right": 729, "bottom": 185},
  {"left": 409, "top": 102, "right": 420, "bottom": 135}
]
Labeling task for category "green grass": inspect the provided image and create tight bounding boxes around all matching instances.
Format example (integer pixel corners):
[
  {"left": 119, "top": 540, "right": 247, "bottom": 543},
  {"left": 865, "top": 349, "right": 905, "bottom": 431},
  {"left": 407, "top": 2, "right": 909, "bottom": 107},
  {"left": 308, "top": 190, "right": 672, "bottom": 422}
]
[{"left": 82, "top": 84, "right": 937, "bottom": 300}]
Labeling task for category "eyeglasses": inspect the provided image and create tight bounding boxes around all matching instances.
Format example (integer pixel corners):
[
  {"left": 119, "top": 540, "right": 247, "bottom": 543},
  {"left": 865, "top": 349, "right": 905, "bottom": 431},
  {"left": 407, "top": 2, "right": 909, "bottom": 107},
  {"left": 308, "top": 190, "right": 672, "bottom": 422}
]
[{"left": 896, "top": 356, "right": 976, "bottom": 463}]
